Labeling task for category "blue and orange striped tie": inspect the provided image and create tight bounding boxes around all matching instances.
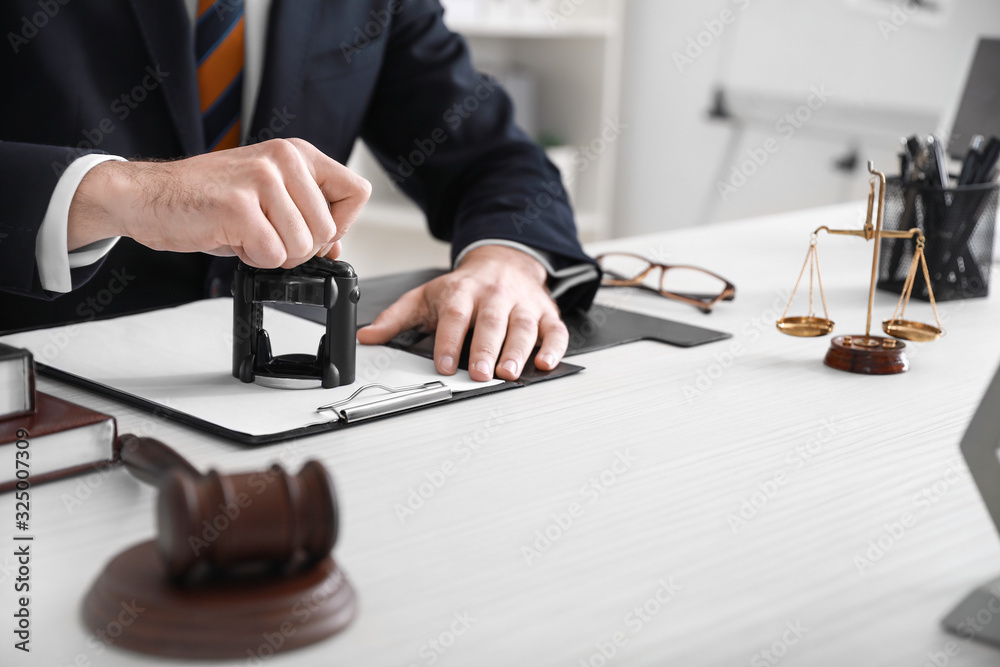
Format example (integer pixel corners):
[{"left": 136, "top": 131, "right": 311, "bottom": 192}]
[{"left": 196, "top": 0, "right": 245, "bottom": 151}]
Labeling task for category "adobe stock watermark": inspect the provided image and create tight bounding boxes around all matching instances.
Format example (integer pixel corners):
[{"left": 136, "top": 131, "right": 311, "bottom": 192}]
[
  {"left": 577, "top": 577, "right": 682, "bottom": 667},
  {"left": 726, "top": 418, "right": 837, "bottom": 534},
  {"left": 7, "top": 0, "right": 71, "bottom": 54},
  {"left": 352, "top": 329, "right": 421, "bottom": 385},
  {"left": 681, "top": 287, "right": 791, "bottom": 402},
  {"left": 244, "top": 566, "right": 349, "bottom": 664},
  {"left": 61, "top": 461, "right": 120, "bottom": 514},
  {"left": 853, "top": 458, "right": 967, "bottom": 575},
  {"left": 673, "top": 0, "right": 752, "bottom": 73},
  {"left": 642, "top": 242, "right": 676, "bottom": 267},
  {"left": 511, "top": 178, "right": 566, "bottom": 235},
  {"left": 511, "top": 116, "right": 627, "bottom": 234},
  {"left": 175, "top": 442, "right": 314, "bottom": 572},
  {"left": 716, "top": 85, "right": 835, "bottom": 202},
  {"left": 4, "top": 268, "right": 137, "bottom": 359},
  {"left": 55, "top": 598, "right": 146, "bottom": 666},
  {"left": 569, "top": 117, "right": 628, "bottom": 186},
  {"left": 0, "top": 554, "right": 19, "bottom": 586},
  {"left": 207, "top": 0, "right": 243, "bottom": 20},
  {"left": 75, "top": 267, "right": 136, "bottom": 321},
  {"left": 6, "top": 265, "right": 135, "bottom": 370},
  {"left": 546, "top": 286, "right": 635, "bottom": 358},
  {"left": 199, "top": 107, "right": 300, "bottom": 198},
  {"left": 244, "top": 106, "right": 298, "bottom": 145},
  {"left": 337, "top": 280, "right": 480, "bottom": 388},
  {"left": 545, "top": 0, "right": 591, "bottom": 29},
  {"left": 750, "top": 620, "right": 809, "bottom": 666},
  {"left": 938, "top": 582, "right": 1000, "bottom": 667},
  {"left": 393, "top": 408, "right": 507, "bottom": 524},
  {"left": 27, "top": 323, "right": 80, "bottom": 365},
  {"left": 890, "top": 299, "right": 964, "bottom": 366},
  {"left": 877, "top": 2, "right": 921, "bottom": 40},
  {"left": 404, "top": 611, "right": 477, "bottom": 667},
  {"left": 565, "top": 293, "right": 631, "bottom": 351},
  {"left": 61, "top": 416, "right": 170, "bottom": 514},
  {"left": 187, "top": 463, "right": 308, "bottom": 560},
  {"left": 339, "top": 0, "right": 405, "bottom": 63},
  {"left": 390, "top": 73, "right": 499, "bottom": 185},
  {"left": 521, "top": 449, "right": 638, "bottom": 566},
  {"left": 50, "top": 67, "right": 170, "bottom": 177}
]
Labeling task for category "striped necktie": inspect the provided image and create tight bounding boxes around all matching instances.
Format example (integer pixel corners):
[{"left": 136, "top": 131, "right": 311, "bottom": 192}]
[{"left": 196, "top": 0, "right": 245, "bottom": 151}]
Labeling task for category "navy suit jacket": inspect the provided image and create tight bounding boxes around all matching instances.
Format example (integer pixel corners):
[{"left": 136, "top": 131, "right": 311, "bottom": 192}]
[{"left": 0, "top": 0, "right": 598, "bottom": 333}]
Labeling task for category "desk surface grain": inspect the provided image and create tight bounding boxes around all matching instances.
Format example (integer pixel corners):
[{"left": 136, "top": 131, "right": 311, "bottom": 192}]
[{"left": 2, "top": 202, "right": 1000, "bottom": 666}]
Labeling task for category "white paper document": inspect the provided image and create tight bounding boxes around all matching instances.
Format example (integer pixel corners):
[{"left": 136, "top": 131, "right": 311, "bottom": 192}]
[{"left": 1, "top": 299, "right": 502, "bottom": 438}]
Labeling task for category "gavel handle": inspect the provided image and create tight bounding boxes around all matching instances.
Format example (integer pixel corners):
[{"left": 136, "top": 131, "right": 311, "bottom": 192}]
[{"left": 118, "top": 434, "right": 202, "bottom": 486}]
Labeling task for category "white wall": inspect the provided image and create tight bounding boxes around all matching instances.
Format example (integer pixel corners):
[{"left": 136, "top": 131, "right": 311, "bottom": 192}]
[{"left": 614, "top": 0, "right": 1000, "bottom": 236}]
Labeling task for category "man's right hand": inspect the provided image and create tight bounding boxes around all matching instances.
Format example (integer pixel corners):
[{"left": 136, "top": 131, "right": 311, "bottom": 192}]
[{"left": 66, "top": 138, "right": 371, "bottom": 269}]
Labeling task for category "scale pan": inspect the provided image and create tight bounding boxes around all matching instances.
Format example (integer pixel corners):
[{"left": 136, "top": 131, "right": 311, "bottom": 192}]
[
  {"left": 882, "top": 319, "right": 942, "bottom": 342},
  {"left": 776, "top": 316, "right": 834, "bottom": 337}
]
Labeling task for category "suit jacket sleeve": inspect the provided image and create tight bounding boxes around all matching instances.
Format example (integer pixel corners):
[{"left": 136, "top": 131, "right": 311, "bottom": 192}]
[
  {"left": 0, "top": 141, "right": 110, "bottom": 298},
  {"left": 358, "top": 0, "right": 600, "bottom": 313}
]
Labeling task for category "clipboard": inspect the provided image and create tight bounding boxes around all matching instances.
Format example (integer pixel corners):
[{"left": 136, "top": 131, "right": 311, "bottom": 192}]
[
  {"left": 2, "top": 269, "right": 728, "bottom": 446},
  {"left": 2, "top": 299, "right": 582, "bottom": 446},
  {"left": 36, "top": 361, "right": 582, "bottom": 446}
]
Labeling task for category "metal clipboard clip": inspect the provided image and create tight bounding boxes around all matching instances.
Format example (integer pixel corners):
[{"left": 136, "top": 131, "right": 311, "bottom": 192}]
[{"left": 316, "top": 381, "right": 453, "bottom": 423}]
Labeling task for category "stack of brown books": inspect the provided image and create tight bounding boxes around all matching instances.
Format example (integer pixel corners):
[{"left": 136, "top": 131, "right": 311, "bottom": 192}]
[{"left": 0, "top": 343, "right": 119, "bottom": 492}]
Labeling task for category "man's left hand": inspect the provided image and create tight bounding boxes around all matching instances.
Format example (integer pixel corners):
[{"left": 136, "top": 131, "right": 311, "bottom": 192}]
[{"left": 356, "top": 245, "right": 568, "bottom": 381}]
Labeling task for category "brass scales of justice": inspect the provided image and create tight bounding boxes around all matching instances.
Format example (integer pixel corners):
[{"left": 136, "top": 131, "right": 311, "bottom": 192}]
[{"left": 775, "top": 162, "right": 944, "bottom": 375}]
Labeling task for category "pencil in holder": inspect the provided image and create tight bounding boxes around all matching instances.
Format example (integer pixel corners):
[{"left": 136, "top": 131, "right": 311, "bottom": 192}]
[{"left": 878, "top": 177, "right": 998, "bottom": 301}]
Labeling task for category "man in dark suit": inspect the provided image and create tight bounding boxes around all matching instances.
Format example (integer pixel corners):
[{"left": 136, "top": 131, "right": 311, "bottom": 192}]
[{"left": 0, "top": 0, "right": 599, "bottom": 381}]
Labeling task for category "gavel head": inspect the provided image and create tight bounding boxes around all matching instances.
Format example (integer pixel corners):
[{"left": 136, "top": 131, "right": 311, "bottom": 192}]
[{"left": 156, "top": 460, "right": 338, "bottom": 582}]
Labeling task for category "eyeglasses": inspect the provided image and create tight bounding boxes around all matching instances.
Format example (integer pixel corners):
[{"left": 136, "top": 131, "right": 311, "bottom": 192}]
[{"left": 595, "top": 252, "right": 736, "bottom": 313}]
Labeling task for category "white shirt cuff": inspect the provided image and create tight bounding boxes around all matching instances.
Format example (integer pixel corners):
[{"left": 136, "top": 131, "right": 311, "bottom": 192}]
[
  {"left": 36, "top": 154, "right": 125, "bottom": 293},
  {"left": 454, "top": 239, "right": 599, "bottom": 300}
]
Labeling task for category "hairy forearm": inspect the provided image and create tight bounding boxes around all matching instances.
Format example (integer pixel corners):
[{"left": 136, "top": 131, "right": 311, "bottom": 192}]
[{"left": 66, "top": 160, "right": 129, "bottom": 251}]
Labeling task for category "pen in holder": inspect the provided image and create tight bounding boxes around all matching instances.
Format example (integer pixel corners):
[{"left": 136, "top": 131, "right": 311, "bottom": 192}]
[{"left": 878, "top": 177, "right": 998, "bottom": 301}]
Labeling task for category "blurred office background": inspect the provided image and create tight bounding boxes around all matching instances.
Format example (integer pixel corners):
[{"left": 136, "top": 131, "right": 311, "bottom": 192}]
[{"left": 342, "top": 0, "right": 1000, "bottom": 276}]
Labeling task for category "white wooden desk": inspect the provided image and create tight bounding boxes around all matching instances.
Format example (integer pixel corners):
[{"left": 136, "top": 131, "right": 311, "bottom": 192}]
[{"left": 3, "top": 202, "right": 1000, "bottom": 666}]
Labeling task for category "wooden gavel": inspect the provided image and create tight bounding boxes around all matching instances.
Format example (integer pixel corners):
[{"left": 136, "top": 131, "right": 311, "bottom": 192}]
[
  {"left": 118, "top": 434, "right": 338, "bottom": 581},
  {"left": 84, "top": 435, "right": 355, "bottom": 660}
]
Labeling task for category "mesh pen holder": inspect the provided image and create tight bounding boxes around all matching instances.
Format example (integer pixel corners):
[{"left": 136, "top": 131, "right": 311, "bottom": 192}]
[{"left": 878, "top": 177, "right": 998, "bottom": 301}]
